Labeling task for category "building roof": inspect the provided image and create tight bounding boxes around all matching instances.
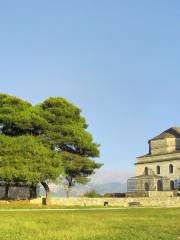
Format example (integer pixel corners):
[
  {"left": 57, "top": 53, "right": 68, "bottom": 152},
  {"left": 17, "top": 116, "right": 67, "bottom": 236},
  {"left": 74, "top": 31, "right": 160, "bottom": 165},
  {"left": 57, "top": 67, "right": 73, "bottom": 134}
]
[{"left": 148, "top": 127, "right": 180, "bottom": 142}]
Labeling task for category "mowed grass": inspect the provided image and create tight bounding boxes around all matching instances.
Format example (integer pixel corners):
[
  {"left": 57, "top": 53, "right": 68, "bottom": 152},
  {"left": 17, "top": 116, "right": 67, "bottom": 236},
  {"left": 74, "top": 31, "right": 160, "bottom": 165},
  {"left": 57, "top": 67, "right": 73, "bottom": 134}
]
[{"left": 0, "top": 208, "right": 180, "bottom": 240}]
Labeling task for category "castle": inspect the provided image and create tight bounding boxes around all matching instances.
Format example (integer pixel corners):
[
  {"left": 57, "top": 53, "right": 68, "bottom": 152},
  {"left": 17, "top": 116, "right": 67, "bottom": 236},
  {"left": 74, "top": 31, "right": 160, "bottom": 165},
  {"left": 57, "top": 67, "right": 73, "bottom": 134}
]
[{"left": 128, "top": 127, "right": 180, "bottom": 194}]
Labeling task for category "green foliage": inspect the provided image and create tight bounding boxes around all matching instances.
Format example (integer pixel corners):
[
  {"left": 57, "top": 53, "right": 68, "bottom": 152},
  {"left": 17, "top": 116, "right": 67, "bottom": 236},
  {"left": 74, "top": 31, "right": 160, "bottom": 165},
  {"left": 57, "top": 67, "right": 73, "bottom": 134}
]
[
  {"left": 0, "top": 94, "right": 47, "bottom": 136},
  {"left": 37, "top": 97, "right": 100, "bottom": 157},
  {"left": 83, "top": 189, "right": 102, "bottom": 198},
  {"left": 0, "top": 93, "right": 102, "bottom": 196},
  {"left": 61, "top": 153, "right": 102, "bottom": 196},
  {"left": 36, "top": 97, "right": 102, "bottom": 195},
  {"left": 61, "top": 151, "right": 102, "bottom": 188},
  {"left": 0, "top": 135, "right": 62, "bottom": 184}
]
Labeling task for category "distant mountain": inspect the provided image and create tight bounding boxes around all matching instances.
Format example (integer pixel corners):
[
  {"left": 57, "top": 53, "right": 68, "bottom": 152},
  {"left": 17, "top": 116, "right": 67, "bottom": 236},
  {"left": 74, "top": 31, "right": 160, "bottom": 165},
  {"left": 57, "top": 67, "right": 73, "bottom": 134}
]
[
  {"left": 89, "top": 182, "right": 127, "bottom": 195},
  {"left": 39, "top": 182, "right": 127, "bottom": 197}
]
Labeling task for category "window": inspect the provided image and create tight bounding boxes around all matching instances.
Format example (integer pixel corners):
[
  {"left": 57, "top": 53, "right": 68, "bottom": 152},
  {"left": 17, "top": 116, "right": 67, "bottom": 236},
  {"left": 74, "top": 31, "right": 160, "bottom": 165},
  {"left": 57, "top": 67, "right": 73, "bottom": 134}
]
[
  {"left": 169, "top": 164, "right": 173, "bottom": 174},
  {"left": 170, "top": 181, "right": 174, "bottom": 190},
  {"left": 157, "top": 180, "right": 163, "bottom": 191},
  {"left": 156, "top": 165, "right": 160, "bottom": 175},
  {"left": 144, "top": 167, "right": 148, "bottom": 176}
]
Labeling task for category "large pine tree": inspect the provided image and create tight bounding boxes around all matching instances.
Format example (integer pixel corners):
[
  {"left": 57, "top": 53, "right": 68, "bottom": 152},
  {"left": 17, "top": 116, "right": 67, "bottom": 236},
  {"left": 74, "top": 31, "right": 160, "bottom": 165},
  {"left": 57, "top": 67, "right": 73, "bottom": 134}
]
[{"left": 0, "top": 94, "right": 102, "bottom": 200}]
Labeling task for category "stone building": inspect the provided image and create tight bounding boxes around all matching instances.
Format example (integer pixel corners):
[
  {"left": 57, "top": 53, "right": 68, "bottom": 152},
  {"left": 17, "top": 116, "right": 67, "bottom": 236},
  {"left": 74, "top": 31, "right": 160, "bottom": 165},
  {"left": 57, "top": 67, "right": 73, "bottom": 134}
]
[{"left": 128, "top": 127, "right": 180, "bottom": 193}]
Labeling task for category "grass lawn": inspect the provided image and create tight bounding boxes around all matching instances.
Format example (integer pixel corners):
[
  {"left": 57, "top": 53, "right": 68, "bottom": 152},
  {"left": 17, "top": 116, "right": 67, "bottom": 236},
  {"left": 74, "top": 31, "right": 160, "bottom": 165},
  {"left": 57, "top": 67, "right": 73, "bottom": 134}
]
[{"left": 0, "top": 208, "right": 180, "bottom": 240}]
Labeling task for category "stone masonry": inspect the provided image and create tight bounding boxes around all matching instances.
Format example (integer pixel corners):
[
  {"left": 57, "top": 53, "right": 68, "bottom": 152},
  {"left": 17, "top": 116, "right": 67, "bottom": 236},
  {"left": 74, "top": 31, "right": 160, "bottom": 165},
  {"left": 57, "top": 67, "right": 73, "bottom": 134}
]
[{"left": 128, "top": 127, "right": 180, "bottom": 192}]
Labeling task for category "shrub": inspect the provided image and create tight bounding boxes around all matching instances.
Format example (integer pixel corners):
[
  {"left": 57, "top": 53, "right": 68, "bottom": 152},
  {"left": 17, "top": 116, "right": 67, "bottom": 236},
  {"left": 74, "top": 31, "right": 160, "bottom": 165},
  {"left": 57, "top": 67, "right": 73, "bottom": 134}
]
[{"left": 83, "top": 190, "right": 101, "bottom": 198}]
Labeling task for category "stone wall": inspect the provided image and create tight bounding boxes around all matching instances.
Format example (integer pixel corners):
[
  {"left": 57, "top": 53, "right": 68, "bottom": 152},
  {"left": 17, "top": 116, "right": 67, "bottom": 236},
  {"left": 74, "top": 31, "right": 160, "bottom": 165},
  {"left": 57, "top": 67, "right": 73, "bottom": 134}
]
[
  {"left": 148, "top": 191, "right": 175, "bottom": 197},
  {"left": 150, "top": 138, "right": 176, "bottom": 155},
  {"left": 30, "top": 196, "right": 180, "bottom": 207},
  {"left": 136, "top": 156, "right": 180, "bottom": 183}
]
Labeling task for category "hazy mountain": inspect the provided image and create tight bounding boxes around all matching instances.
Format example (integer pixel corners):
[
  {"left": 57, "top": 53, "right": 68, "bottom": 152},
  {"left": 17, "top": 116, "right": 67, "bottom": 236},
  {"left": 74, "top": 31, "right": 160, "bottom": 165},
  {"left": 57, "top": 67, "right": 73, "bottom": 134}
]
[
  {"left": 40, "top": 182, "right": 127, "bottom": 197},
  {"left": 89, "top": 182, "right": 127, "bottom": 194}
]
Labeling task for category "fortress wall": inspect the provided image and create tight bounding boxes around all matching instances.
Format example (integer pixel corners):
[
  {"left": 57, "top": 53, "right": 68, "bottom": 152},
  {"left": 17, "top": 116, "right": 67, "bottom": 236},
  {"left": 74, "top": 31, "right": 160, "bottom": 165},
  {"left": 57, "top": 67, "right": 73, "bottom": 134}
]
[{"left": 30, "top": 196, "right": 180, "bottom": 207}]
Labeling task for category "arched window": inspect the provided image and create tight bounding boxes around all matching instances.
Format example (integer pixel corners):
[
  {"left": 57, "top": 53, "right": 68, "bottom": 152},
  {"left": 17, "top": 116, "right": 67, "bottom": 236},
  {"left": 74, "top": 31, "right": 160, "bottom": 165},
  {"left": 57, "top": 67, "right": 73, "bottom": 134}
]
[
  {"left": 169, "top": 164, "right": 173, "bottom": 174},
  {"left": 144, "top": 167, "right": 148, "bottom": 176},
  {"left": 144, "top": 182, "right": 149, "bottom": 191},
  {"left": 170, "top": 181, "right": 174, "bottom": 190},
  {"left": 156, "top": 166, "right": 160, "bottom": 175},
  {"left": 157, "top": 180, "right": 163, "bottom": 191}
]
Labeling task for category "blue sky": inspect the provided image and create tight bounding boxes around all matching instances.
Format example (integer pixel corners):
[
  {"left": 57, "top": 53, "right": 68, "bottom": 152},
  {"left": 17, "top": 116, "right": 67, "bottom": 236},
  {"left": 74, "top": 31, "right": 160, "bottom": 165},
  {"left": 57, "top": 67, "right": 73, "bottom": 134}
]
[{"left": 1, "top": 1, "right": 180, "bottom": 182}]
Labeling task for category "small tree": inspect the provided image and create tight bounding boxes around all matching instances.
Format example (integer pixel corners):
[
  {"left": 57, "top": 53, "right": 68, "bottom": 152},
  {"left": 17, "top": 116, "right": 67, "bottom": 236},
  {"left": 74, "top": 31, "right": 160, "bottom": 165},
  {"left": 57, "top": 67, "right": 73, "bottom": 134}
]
[{"left": 61, "top": 151, "right": 102, "bottom": 197}]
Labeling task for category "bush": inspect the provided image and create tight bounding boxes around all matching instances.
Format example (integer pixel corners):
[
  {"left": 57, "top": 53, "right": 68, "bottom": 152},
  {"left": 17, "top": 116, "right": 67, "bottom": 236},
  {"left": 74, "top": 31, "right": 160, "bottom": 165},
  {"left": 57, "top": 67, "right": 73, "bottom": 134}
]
[{"left": 83, "top": 190, "right": 101, "bottom": 198}]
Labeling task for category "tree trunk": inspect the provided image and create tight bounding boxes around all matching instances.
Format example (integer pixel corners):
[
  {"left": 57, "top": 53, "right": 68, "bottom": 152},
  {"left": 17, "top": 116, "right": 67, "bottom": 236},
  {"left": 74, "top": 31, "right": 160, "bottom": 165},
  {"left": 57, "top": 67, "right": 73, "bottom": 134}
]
[
  {"left": 66, "top": 176, "right": 73, "bottom": 198},
  {"left": 41, "top": 182, "right": 51, "bottom": 205},
  {"left": 66, "top": 185, "right": 72, "bottom": 198},
  {"left": 5, "top": 184, "right": 9, "bottom": 200}
]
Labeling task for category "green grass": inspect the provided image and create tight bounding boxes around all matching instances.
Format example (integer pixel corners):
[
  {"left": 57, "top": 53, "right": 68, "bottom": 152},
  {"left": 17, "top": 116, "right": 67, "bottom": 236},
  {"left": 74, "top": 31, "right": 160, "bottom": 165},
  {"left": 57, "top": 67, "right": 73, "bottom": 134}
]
[
  {"left": 0, "top": 202, "right": 125, "bottom": 209},
  {"left": 0, "top": 208, "right": 180, "bottom": 240}
]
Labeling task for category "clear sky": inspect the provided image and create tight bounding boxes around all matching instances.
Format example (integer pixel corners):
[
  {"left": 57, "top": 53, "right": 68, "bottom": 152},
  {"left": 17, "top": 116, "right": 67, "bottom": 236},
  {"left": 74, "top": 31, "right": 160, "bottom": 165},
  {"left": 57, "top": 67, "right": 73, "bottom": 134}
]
[{"left": 1, "top": 1, "right": 180, "bottom": 183}]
